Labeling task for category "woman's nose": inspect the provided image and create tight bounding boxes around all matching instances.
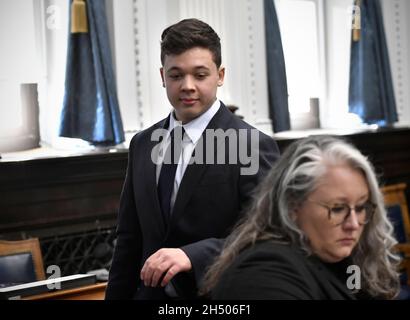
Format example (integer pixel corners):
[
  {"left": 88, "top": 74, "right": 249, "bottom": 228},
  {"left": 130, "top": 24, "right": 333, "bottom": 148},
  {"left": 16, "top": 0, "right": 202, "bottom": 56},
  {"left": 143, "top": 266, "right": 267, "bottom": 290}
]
[{"left": 343, "top": 209, "right": 361, "bottom": 229}]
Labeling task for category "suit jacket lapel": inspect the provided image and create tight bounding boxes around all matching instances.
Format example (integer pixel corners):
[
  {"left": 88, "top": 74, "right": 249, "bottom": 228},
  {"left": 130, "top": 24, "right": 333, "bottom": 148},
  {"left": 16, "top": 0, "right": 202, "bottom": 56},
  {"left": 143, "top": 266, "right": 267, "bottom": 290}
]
[{"left": 139, "top": 118, "right": 169, "bottom": 235}]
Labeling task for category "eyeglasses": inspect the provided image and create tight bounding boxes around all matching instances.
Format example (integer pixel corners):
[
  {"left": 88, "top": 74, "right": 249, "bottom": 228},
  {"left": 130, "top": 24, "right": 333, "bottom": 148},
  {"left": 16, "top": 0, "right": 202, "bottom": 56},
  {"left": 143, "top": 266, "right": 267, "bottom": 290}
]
[{"left": 307, "top": 200, "right": 376, "bottom": 226}]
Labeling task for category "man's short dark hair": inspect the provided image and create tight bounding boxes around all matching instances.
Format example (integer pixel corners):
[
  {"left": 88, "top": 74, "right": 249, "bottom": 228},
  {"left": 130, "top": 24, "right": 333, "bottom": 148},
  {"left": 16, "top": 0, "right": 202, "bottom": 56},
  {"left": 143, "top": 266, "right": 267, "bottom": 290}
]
[{"left": 160, "top": 18, "right": 222, "bottom": 68}]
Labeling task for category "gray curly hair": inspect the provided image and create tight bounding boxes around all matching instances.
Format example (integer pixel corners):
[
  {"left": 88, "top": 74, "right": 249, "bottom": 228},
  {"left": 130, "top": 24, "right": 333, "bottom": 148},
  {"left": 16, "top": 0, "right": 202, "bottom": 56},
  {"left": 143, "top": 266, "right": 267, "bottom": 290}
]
[{"left": 202, "top": 135, "right": 401, "bottom": 299}]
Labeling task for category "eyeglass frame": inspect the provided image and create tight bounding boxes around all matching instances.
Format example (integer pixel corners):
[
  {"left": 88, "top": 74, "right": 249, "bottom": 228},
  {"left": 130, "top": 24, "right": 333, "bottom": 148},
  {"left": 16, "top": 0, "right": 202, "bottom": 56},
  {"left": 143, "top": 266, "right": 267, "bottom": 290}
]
[{"left": 306, "top": 199, "right": 376, "bottom": 226}]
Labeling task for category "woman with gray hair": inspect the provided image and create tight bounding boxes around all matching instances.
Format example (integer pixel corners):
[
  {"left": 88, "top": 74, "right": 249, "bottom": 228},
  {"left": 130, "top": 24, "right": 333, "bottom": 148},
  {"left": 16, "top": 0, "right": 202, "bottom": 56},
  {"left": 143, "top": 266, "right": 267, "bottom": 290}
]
[{"left": 202, "top": 135, "right": 401, "bottom": 299}]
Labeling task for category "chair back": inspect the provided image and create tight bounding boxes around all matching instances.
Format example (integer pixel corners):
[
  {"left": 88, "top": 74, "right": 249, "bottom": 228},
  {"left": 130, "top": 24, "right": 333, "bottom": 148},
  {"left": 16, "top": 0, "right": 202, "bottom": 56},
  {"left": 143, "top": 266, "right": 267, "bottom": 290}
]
[
  {"left": 382, "top": 183, "right": 410, "bottom": 244},
  {"left": 382, "top": 183, "right": 410, "bottom": 297},
  {"left": 0, "top": 238, "right": 45, "bottom": 287}
]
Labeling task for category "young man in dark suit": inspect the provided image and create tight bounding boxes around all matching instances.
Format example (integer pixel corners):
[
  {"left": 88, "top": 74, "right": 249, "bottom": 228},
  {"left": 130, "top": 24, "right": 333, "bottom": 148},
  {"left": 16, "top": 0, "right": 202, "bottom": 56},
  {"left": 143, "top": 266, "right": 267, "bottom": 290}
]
[{"left": 105, "top": 18, "right": 280, "bottom": 300}]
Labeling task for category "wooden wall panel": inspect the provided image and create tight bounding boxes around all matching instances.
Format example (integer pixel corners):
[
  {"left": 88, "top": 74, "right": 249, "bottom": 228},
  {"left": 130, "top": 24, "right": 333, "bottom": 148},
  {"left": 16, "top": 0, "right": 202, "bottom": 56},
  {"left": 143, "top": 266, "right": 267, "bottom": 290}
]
[{"left": 0, "top": 151, "right": 128, "bottom": 238}]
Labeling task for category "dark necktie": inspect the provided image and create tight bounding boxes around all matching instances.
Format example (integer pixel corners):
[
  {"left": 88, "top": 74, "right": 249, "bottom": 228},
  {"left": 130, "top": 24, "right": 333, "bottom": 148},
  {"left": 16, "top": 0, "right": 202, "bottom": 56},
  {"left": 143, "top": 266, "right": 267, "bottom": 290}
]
[{"left": 157, "top": 126, "right": 185, "bottom": 222}]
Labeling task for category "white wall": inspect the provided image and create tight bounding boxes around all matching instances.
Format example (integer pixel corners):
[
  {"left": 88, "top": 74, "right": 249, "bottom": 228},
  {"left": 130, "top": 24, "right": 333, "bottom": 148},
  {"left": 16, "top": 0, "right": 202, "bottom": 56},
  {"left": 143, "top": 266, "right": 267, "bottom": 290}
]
[
  {"left": 322, "top": 0, "right": 358, "bottom": 128},
  {"left": 2, "top": 0, "right": 409, "bottom": 152},
  {"left": 39, "top": 0, "right": 69, "bottom": 147},
  {"left": 111, "top": 0, "right": 273, "bottom": 141},
  {"left": 0, "top": 0, "right": 39, "bottom": 82},
  {"left": 0, "top": 0, "right": 42, "bottom": 152}
]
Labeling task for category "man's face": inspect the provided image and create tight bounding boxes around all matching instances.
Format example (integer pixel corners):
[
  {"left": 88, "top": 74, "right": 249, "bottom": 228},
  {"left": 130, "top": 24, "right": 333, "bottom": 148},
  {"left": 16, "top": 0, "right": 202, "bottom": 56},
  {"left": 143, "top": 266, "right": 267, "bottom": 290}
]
[{"left": 160, "top": 47, "right": 225, "bottom": 124}]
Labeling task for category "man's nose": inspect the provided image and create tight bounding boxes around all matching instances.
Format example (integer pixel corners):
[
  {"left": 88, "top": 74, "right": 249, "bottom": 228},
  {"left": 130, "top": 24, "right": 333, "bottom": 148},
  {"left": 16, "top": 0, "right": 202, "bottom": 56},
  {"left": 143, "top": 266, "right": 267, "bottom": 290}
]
[{"left": 181, "top": 76, "right": 195, "bottom": 91}]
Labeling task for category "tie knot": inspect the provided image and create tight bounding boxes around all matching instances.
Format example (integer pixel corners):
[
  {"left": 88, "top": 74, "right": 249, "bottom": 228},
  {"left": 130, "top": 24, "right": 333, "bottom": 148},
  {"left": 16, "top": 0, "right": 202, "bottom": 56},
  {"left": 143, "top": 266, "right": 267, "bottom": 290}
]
[
  {"left": 169, "top": 126, "right": 186, "bottom": 149},
  {"left": 170, "top": 126, "right": 185, "bottom": 140}
]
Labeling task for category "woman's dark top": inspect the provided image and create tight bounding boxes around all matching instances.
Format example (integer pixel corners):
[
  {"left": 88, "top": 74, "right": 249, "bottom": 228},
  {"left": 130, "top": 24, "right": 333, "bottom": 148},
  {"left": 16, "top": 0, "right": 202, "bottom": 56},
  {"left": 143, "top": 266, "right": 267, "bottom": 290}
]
[{"left": 212, "top": 240, "right": 368, "bottom": 300}]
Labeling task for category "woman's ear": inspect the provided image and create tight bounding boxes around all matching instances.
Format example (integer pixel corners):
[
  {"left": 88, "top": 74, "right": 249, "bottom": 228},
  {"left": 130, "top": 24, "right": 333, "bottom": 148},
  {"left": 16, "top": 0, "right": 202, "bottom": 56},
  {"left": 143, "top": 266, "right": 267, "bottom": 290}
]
[{"left": 290, "top": 207, "right": 299, "bottom": 223}]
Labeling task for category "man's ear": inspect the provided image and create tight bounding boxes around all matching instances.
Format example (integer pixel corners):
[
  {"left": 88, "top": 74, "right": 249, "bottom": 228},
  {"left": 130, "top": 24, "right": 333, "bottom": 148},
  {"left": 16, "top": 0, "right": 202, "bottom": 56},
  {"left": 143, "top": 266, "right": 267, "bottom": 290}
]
[
  {"left": 217, "top": 67, "right": 225, "bottom": 87},
  {"left": 160, "top": 68, "right": 165, "bottom": 87}
]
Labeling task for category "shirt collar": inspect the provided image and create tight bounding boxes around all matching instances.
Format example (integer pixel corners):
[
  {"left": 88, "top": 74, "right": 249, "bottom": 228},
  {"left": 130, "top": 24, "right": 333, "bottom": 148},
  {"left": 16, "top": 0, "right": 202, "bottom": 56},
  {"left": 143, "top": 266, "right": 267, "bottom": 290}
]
[{"left": 168, "top": 99, "right": 221, "bottom": 144}]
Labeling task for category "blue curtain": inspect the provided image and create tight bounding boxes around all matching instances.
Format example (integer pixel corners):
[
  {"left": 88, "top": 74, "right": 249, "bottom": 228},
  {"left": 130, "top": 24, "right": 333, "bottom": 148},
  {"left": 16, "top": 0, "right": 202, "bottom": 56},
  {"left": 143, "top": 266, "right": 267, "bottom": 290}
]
[
  {"left": 348, "top": 0, "right": 398, "bottom": 126},
  {"left": 60, "top": 0, "right": 125, "bottom": 145},
  {"left": 264, "top": 0, "right": 290, "bottom": 132}
]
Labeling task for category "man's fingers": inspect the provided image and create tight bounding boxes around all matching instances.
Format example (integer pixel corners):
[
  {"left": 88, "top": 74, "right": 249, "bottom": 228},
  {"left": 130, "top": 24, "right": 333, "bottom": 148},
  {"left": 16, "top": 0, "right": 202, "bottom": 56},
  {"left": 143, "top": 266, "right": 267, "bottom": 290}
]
[
  {"left": 151, "top": 261, "right": 170, "bottom": 287},
  {"left": 140, "top": 259, "right": 151, "bottom": 281},
  {"left": 140, "top": 249, "right": 192, "bottom": 287},
  {"left": 161, "top": 266, "right": 178, "bottom": 287},
  {"left": 140, "top": 254, "right": 160, "bottom": 285}
]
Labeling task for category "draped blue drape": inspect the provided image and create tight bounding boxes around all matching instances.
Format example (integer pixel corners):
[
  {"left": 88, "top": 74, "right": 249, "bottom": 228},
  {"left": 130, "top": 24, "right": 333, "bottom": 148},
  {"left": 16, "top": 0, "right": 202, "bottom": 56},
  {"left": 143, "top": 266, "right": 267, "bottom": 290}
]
[
  {"left": 60, "top": 0, "right": 125, "bottom": 145},
  {"left": 264, "top": 0, "right": 290, "bottom": 133},
  {"left": 348, "top": 0, "right": 398, "bottom": 126}
]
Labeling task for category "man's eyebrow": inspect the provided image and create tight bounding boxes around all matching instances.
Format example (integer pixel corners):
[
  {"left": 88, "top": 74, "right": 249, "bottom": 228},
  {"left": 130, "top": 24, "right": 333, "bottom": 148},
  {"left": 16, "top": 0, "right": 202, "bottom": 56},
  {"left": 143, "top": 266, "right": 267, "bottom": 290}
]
[
  {"left": 166, "top": 66, "right": 211, "bottom": 73},
  {"left": 166, "top": 67, "right": 182, "bottom": 73},
  {"left": 193, "top": 66, "right": 211, "bottom": 70}
]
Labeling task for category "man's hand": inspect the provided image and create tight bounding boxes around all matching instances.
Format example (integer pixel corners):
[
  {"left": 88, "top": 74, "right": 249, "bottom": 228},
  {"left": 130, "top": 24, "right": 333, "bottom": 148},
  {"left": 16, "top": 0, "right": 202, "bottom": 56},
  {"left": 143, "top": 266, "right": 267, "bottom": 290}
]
[{"left": 140, "top": 248, "right": 192, "bottom": 287}]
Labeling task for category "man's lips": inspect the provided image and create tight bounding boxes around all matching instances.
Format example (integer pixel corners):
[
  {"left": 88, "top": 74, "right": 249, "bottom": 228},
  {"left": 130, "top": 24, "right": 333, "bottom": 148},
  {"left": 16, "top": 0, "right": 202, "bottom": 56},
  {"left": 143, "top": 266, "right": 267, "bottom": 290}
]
[{"left": 180, "top": 98, "right": 199, "bottom": 105}]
